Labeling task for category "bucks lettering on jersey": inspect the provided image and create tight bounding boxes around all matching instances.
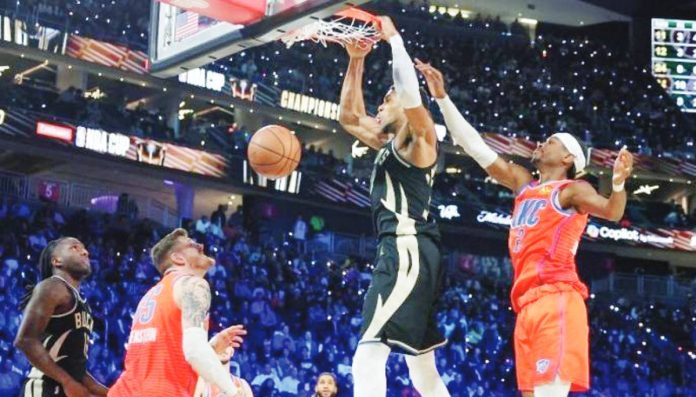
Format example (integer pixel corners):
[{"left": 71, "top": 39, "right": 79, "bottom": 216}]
[
  {"left": 370, "top": 140, "right": 439, "bottom": 239},
  {"left": 27, "top": 276, "right": 93, "bottom": 383}
]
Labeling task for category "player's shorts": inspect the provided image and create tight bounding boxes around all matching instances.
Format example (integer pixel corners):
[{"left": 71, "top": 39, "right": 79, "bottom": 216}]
[
  {"left": 19, "top": 378, "right": 66, "bottom": 397},
  {"left": 514, "top": 283, "right": 590, "bottom": 392},
  {"left": 359, "top": 234, "right": 446, "bottom": 355}
]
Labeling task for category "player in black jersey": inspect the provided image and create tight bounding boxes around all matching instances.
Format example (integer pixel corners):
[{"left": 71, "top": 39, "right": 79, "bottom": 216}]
[
  {"left": 14, "top": 237, "right": 108, "bottom": 397},
  {"left": 338, "top": 16, "right": 450, "bottom": 397}
]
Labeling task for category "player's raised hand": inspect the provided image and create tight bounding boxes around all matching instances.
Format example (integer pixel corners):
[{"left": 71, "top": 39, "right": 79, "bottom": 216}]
[
  {"left": 210, "top": 324, "right": 246, "bottom": 361},
  {"left": 612, "top": 146, "right": 634, "bottom": 186},
  {"left": 345, "top": 39, "right": 372, "bottom": 59},
  {"left": 415, "top": 59, "right": 447, "bottom": 99},
  {"left": 377, "top": 16, "right": 399, "bottom": 41}
]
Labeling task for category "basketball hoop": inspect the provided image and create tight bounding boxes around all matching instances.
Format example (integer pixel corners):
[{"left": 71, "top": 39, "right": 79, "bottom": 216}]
[{"left": 280, "top": 8, "right": 381, "bottom": 49}]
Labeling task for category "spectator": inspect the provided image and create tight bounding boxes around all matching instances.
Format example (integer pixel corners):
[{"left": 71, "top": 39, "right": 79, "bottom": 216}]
[
  {"left": 314, "top": 372, "right": 338, "bottom": 397},
  {"left": 195, "top": 215, "right": 211, "bottom": 236},
  {"left": 211, "top": 204, "right": 228, "bottom": 229},
  {"left": 278, "top": 365, "right": 300, "bottom": 395},
  {"left": 292, "top": 214, "right": 308, "bottom": 252},
  {"left": 251, "top": 363, "right": 280, "bottom": 388}
]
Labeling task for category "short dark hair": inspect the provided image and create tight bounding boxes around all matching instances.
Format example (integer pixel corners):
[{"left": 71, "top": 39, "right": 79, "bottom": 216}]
[
  {"left": 151, "top": 228, "right": 188, "bottom": 275},
  {"left": 564, "top": 134, "right": 588, "bottom": 179}
]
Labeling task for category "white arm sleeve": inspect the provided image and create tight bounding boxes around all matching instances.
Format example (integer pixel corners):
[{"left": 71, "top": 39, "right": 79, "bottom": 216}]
[
  {"left": 435, "top": 95, "right": 498, "bottom": 168},
  {"left": 183, "top": 327, "right": 238, "bottom": 397},
  {"left": 389, "top": 35, "right": 422, "bottom": 109}
]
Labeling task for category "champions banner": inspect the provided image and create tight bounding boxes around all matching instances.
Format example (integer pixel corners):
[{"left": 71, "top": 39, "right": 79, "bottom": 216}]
[{"left": 66, "top": 35, "right": 149, "bottom": 74}]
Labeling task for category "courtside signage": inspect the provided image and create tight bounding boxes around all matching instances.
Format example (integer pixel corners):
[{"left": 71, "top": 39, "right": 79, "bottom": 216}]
[
  {"left": 585, "top": 224, "right": 674, "bottom": 245},
  {"left": 476, "top": 210, "right": 512, "bottom": 226},
  {"left": 280, "top": 90, "right": 340, "bottom": 121},
  {"left": 36, "top": 122, "right": 74, "bottom": 142},
  {"left": 439, "top": 204, "right": 461, "bottom": 219}
]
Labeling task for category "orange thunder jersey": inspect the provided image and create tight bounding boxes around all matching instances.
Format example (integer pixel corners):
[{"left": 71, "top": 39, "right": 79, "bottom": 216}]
[
  {"left": 508, "top": 180, "right": 589, "bottom": 312},
  {"left": 109, "top": 271, "right": 200, "bottom": 397}
]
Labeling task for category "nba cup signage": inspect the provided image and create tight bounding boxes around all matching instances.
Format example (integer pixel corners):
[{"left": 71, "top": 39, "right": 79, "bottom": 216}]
[
  {"left": 178, "top": 68, "right": 225, "bottom": 92},
  {"left": 280, "top": 90, "right": 340, "bottom": 121},
  {"left": 231, "top": 78, "right": 257, "bottom": 101},
  {"left": 75, "top": 126, "right": 130, "bottom": 157}
]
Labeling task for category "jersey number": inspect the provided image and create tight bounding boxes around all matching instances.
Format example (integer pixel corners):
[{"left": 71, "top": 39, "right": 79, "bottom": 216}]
[
  {"left": 135, "top": 284, "right": 163, "bottom": 324},
  {"left": 512, "top": 228, "right": 525, "bottom": 253}
]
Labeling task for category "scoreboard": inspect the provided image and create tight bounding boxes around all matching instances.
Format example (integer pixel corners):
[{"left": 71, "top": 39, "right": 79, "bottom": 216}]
[{"left": 652, "top": 18, "right": 696, "bottom": 113}]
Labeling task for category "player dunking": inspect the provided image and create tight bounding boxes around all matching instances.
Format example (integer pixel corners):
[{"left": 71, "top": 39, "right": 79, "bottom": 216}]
[
  {"left": 338, "top": 17, "right": 450, "bottom": 397},
  {"left": 108, "top": 229, "right": 246, "bottom": 397},
  {"left": 15, "top": 237, "right": 108, "bottom": 397},
  {"left": 417, "top": 61, "right": 634, "bottom": 396}
]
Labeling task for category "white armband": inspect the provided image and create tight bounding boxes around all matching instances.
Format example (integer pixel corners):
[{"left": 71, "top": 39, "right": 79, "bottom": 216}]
[
  {"left": 435, "top": 96, "right": 498, "bottom": 168},
  {"left": 389, "top": 35, "right": 422, "bottom": 109},
  {"left": 183, "top": 327, "right": 238, "bottom": 396}
]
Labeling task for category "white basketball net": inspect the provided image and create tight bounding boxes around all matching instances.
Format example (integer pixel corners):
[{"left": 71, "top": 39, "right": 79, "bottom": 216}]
[{"left": 281, "top": 16, "right": 381, "bottom": 49}]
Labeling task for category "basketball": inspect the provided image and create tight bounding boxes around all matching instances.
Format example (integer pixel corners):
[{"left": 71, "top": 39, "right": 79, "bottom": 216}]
[{"left": 247, "top": 125, "right": 302, "bottom": 179}]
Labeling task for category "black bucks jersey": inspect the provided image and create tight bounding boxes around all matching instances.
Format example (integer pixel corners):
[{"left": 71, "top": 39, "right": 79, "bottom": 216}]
[
  {"left": 360, "top": 140, "right": 446, "bottom": 355},
  {"left": 22, "top": 276, "right": 93, "bottom": 397},
  {"left": 370, "top": 140, "right": 439, "bottom": 240}
]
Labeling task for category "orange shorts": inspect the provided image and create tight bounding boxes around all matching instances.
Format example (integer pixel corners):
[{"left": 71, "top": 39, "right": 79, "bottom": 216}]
[{"left": 514, "top": 288, "right": 589, "bottom": 392}]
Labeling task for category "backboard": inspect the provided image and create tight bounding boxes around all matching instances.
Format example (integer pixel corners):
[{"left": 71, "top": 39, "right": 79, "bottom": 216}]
[{"left": 149, "top": 0, "right": 371, "bottom": 77}]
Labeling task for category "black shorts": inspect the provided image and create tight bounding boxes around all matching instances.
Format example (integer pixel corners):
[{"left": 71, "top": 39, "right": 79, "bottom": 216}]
[
  {"left": 20, "top": 378, "right": 65, "bottom": 397},
  {"left": 359, "top": 235, "right": 447, "bottom": 355}
]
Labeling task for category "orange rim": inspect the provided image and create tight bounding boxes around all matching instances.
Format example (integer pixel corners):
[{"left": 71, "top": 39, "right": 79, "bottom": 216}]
[{"left": 334, "top": 7, "right": 379, "bottom": 26}]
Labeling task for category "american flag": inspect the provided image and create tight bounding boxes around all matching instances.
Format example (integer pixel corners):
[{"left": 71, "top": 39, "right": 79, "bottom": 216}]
[
  {"left": 314, "top": 178, "right": 371, "bottom": 208},
  {"left": 175, "top": 11, "right": 200, "bottom": 41}
]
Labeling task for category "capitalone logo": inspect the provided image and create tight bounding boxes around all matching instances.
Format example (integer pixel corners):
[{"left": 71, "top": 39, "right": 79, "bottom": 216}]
[
  {"left": 587, "top": 224, "right": 600, "bottom": 238},
  {"left": 169, "top": 0, "right": 209, "bottom": 9}
]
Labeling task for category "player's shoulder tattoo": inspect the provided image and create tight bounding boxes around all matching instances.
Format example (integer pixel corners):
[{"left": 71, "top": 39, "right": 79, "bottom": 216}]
[{"left": 179, "top": 277, "right": 210, "bottom": 328}]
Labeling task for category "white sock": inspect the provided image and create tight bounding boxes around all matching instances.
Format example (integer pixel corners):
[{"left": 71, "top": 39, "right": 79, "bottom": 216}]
[
  {"left": 352, "top": 342, "right": 391, "bottom": 397},
  {"left": 534, "top": 375, "right": 571, "bottom": 397},
  {"left": 404, "top": 351, "right": 451, "bottom": 397}
]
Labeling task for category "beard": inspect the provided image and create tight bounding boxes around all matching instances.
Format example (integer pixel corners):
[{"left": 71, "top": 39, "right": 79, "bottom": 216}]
[{"left": 65, "top": 260, "right": 92, "bottom": 279}]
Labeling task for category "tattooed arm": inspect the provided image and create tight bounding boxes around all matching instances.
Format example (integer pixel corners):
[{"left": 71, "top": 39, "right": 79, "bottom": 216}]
[{"left": 174, "top": 276, "right": 240, "bottom": 396}]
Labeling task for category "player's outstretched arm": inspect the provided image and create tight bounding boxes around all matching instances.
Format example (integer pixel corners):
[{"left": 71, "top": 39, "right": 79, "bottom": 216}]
[
  {"left": 416, "top": 60, "right": 533, "bottom": 192},
  {"left": 82, "top": 372, "right": 109, "bottom": 396},
  {"left": 338, "top": 40, "right": 383, "bottom": 150},
  {"left": 561, "top": 147, "right": 633, "bottom": 221},
  {"left": 379, "top": 16, "right": 437, "bottom": 145},
  {"left": 175, "top": 276, "right": 240, "bottom": 397},
  {"left": 14, "top": 279, "right": 91, "bottom": 397}
]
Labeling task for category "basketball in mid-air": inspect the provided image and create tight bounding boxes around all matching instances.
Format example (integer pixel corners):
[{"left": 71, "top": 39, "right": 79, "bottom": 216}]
[{"left": 247, "top": 125, "right": 302, "bottom": 179}]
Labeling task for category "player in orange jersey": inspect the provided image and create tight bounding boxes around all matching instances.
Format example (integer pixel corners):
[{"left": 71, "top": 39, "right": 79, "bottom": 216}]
[
  {"left": 108, "top": 228, "right": 247, "bottom": 397},
  {"left": 417, "top": 62, "right": 633, "bottom": 396}
]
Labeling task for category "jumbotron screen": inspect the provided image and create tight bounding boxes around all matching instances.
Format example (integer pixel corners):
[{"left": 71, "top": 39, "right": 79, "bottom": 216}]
[{"left": 652, "top": 18, "right": 696, "bottom": 113}]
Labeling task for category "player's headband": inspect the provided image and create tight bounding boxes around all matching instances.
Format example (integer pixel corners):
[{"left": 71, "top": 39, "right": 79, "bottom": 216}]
[{"left": 552, "top": 132, "right": 586, "bottom": 173}]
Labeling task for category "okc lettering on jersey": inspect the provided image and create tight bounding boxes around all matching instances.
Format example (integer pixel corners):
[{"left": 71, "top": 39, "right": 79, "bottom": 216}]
[{"left": 511, "top": 199, "right": 547, "bottom": 228}]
